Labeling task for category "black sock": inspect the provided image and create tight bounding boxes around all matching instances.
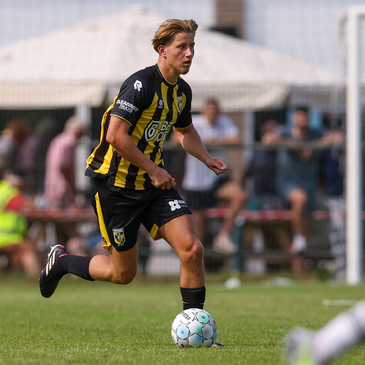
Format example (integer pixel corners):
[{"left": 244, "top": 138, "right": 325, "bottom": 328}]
[
  {"left": 180, "top": 286, "right": 206, "bottom": 310},
  {"left": 57, "top": 255, "right": 95, "bottom": 281}
]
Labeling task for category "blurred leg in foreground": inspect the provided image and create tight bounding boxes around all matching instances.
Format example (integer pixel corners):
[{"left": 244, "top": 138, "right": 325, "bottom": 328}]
[{"left": 286, "top": 300, "right": 365, "bottom": 365}]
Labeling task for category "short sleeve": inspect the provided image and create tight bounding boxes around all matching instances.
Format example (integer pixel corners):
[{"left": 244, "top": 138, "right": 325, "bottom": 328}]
[{"left": 110, "top": 75, "right": 152, "bottom": 127}]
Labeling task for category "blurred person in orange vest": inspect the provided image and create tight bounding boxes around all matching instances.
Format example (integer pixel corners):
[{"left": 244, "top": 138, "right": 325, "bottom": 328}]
[{"left": 0, "top": 170, "right": 40, "bottom": 276}]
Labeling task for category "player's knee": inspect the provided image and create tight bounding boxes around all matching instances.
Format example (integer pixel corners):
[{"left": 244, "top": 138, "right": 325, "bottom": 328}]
[
  {"left": 185, "top": 238, "right": 204, "bottom": 262},
  {"left": 112, "top": 269, "right": 136, "bottom": 285}
]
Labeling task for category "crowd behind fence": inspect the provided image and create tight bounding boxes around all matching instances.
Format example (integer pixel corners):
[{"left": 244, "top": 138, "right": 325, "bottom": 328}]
[
  {"left": 0, "top": 105, "right": 352, "bottom": 279},
  {"left": 165, "top": 140, "right": 346, "bottom": 276}
]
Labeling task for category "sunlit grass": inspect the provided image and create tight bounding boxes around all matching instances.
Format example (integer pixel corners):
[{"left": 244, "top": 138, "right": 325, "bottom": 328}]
[{"left": 0, "top": 275, "right": 364, "bottom": 364}]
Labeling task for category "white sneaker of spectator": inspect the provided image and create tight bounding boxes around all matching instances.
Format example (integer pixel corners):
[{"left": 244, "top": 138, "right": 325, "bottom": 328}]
[
  {"left": 212, "top": 234, "right": 238, "bottom": 255},
  {"left": 291, "top": 234, "right": 307, "bottom": 254}
]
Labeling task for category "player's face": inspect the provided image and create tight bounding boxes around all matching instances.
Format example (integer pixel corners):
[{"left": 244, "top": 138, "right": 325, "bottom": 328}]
[{"left": 163, "top": 32, "right": 195, "bottom": 78}]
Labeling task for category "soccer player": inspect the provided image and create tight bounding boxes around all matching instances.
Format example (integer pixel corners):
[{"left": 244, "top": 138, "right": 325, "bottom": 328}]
[
  {"left": 39, "top": 19, "right": 227, "bottom": 316},
  {"left": 286, "top": 300, "right": 365, "bottom": 364}
]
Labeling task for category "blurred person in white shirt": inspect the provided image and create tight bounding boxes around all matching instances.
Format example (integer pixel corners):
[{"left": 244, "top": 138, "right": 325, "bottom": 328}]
[{"left": 182, "top": 99, "right": 247, "bottom": 255}]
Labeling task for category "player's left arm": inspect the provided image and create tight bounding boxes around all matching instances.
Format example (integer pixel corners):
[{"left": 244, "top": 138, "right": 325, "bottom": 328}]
[{"left": 173, "top": 124, "right": 227, "bottom": 176}]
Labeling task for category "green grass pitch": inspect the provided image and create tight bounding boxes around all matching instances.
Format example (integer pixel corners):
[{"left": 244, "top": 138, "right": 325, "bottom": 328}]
[{"left": 1, "top": 275, "right": 365, "bottom": 364}]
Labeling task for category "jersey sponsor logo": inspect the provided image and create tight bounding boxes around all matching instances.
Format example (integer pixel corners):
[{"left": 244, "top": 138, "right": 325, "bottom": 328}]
[
  {"left": 144, "top": 120, "right": 161, "bottom": 141},
  {"left": 144, "top": 120, "right": 174, "bottom": 142},
  {"left": 169, "top": 199, "right": 187, "bottom": 211},
  {"left": 116, "top": 99, "right": 139, "bottom": 113},
  {"left": 113, "top": 228, "right": 126, "bottom": 246},
  {"left": 134, "top": 80, "right": 142, "bottom": 91},
  {"left": 158, "top": 99, "right": 164, "bottom": 109}
]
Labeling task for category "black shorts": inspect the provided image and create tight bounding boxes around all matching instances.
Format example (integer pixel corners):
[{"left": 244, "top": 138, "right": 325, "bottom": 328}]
[
  {"left": 90, "top": 176, "right": 192, "bottom": 252},
  {"left": 184, "top": 176, "right": 229, "bottom": 211}
]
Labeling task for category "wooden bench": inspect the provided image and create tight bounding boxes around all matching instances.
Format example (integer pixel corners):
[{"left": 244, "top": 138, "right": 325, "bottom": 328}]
[
  {"left": 202, "top": 208, "right": 337, "bottom": 272},
  {"left": 203, "top": 208, "right": 332, "bottom": 221}
]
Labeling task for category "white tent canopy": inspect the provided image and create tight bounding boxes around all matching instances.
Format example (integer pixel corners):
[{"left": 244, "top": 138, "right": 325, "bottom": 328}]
[{"left": 0, "top": 8, "right": 345, "bottom": 111}]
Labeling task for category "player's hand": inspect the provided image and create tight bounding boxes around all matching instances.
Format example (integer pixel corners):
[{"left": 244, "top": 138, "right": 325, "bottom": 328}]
[
  {"left": 206, "top": 157, "right": 227, "bottom": 176},
  {"left": 158, "top": 177, "right": 176, "bottom": 189},
  {"left": 149, "top": 166, "right": 176, "bottom": 189}
]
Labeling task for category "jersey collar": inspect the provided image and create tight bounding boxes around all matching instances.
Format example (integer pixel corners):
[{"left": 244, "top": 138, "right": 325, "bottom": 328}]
[{"left": 154, "top": 64, "right": 179, "bottom": 86}]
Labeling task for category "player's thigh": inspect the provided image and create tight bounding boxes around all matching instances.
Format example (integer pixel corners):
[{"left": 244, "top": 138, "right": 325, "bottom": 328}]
[
  {"left": 141, "top": 187, "right": 191, "bottom": 240},
  {"left": 158, "top": 214, "right": 201, "bottom": 257},
  {"left": 107, "top": 243, "right": 138, "bottom": 275}
]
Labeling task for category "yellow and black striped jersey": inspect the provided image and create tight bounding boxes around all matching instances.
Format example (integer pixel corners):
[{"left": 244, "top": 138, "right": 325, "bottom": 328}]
[{"left": 85, "top": 64, "right": 192, "bottom": 190}]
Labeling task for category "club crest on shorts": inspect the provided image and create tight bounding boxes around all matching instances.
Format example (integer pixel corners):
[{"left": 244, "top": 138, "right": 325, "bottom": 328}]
[{"left": 113, "top": 228, "right": 126, "bottom": 246}]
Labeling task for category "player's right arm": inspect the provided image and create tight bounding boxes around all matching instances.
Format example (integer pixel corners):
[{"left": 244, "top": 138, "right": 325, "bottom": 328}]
[{"left": 106, "top": 115, "right": 176, "bottom": 189}]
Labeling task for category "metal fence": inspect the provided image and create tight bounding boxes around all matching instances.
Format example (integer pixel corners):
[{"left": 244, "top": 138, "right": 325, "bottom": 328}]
[
  {"left": 0, "top": 0, "right": 363, "bottom": 279},
  {"left": 0, "top": 104, "right": 349, "bottom": 276}
]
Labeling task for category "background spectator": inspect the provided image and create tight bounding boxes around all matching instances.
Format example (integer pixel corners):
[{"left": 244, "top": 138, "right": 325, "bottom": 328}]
[
  {"left": 263, "top": 106, "right": 345, "bottom": 256},
  {"left": 243, "top": 119, "right": 281, "bottom": 210},
  {"left": 65, "top": 230, "right": 106, "bottom": 257},
  {"left": 18, "top": 117, "right": 57, "bottom": 198},
  {"left": 182, "top": 98, "right": 247, "bottom": 255},
  {"left": 242, "top": 119, "right": 291, "bottom": 254},
  {"left": 0, "top": 117, "right": 30, "bottom": 178},
  {"left": 44, "top": 115, "right": 86, "bottom": 209},
  {"left": 43, "top": 115, "right": 87, "bottom": 248}
]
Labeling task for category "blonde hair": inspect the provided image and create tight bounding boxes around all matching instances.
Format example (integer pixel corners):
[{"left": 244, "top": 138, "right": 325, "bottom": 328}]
[{"left": 152, "top": 19, "right": 198, "bottom": 53}]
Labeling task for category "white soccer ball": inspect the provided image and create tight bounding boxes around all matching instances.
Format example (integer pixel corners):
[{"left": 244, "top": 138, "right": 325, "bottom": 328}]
[{"left": 171, "top": 308, "right": 217, "bottom": 348}]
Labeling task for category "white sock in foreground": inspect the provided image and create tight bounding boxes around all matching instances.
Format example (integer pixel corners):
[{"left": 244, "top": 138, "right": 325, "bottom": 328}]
[{"left": 312, "top": 300, "right": 365, "bottom": 364}]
